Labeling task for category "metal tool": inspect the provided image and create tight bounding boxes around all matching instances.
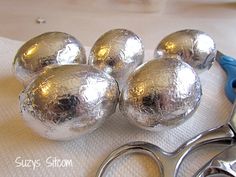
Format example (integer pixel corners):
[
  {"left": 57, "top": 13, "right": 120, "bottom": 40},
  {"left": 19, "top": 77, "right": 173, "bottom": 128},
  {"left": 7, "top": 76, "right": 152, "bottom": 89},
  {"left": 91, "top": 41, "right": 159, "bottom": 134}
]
[
  {"left": 192, "top": 52, "right": 236, "bottom": 177},
  {"left": 194, "top": 144, "right": 236, "bottom": 177},
  {"left": 95, "top": 53, "right": 236, "bottom": 177}
]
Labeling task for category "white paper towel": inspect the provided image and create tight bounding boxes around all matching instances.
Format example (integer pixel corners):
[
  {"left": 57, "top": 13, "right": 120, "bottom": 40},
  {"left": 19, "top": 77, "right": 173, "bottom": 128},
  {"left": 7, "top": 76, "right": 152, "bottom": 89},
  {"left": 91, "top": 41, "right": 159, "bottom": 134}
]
[{"left": 0, "top": 36, "right": 232, "bottom": 177}]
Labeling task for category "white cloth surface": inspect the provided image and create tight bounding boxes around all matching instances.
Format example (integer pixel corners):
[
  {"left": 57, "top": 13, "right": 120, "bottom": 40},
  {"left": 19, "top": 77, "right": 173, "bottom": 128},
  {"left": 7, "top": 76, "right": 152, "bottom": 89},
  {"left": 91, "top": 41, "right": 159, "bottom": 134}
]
[{"left": 0, "top": 36, "right": 233, "bottom": 177}]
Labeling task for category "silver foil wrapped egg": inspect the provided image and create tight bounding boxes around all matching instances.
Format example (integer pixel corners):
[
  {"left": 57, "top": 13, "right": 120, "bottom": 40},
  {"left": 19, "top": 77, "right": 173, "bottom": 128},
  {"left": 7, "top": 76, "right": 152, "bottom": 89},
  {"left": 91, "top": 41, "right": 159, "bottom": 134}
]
[
  {"left": 20, "top": 64, "right": 119, "bottom": 140},
  {"left": 154, "top": 29, "right": 217, "bottom": 73},
  {"left": 120, "top": 58, "right": 202, "bottom": 131},
  {"left": 13, "top": 32, "right": 86, "bottom": 85},
  {"left": 88, "top": 29, "right": 144, "bottom": 88}
]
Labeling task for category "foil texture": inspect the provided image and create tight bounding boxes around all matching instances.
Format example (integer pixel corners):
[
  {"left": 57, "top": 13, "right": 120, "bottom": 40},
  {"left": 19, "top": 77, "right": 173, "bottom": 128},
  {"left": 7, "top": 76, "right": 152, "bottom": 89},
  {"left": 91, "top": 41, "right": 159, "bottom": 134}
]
[
  {"left": 120, "top": 58, "right": 202, "bottom": 131},
  {"left": 13, "top": 32, "right": 87, "bottom": 85},
  {"left": 154, "top": 29, "right": 217, "bottom": 73},
  {"left": 88, "top": 29, "right": 144, "bottom": 89},
  {"left": 20, "top": 64, "right": 119, "bottom": 140}
]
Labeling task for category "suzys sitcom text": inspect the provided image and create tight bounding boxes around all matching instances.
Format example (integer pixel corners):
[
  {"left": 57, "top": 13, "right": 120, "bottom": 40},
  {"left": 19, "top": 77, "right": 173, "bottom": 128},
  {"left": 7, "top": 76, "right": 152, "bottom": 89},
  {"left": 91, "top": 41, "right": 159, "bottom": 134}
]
[{"left": 15, "top": 156, "right": 73, "bottom": 170}]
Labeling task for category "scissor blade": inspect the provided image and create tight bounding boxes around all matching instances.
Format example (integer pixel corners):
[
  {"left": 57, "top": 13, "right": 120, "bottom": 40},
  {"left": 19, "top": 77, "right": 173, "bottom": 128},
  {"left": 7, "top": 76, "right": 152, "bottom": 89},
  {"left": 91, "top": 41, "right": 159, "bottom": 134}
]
[{"left": 215, "top": 50, "right": 224, "bottom": 63}]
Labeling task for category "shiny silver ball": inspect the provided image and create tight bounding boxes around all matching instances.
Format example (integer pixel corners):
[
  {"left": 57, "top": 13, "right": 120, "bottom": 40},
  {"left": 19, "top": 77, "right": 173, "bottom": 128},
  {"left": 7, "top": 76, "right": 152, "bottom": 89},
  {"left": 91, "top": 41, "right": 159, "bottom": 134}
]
[
  {"left": 13, "top": 32, "right": 87, "bottom": 85},
  {"left": 88, "top": 29, "right": 144, "bottom": 88},
  {"left": 120, "top": 58, "right": 202, "bottom": 131},
  {"left": 154, "top": 29, "right": 217, "bottom": 73},
  {"left": 20, "top": 64, "right": 119, "bottom": 140}
]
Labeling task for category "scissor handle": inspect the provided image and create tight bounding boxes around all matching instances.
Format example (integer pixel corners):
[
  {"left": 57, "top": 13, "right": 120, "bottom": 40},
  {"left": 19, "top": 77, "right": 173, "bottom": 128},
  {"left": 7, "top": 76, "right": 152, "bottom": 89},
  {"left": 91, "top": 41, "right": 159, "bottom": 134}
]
[
  {"left": 194, "top": 144, "right": 236, "bottom": 177},
  {"left": 95, "top": 127, "right": 234, "bottom": 177},
  {"left": 218, "top": 55, "right": 236, "bottom": 103},
  {"left": 95, "top": 141, "right": 166, "bottom": 177}
]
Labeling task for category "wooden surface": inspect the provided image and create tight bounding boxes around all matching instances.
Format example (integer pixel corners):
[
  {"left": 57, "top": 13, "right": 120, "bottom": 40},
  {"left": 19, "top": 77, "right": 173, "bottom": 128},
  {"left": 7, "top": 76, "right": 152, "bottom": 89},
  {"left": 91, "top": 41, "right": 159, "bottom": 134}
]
[{"left": 0, "top": 0, "right": 236, "bottom": 51}]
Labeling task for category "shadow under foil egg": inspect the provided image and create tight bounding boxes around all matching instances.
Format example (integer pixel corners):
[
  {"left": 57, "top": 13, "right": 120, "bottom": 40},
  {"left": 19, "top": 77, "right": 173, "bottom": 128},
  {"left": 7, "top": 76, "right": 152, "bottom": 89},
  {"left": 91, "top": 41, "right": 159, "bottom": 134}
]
[
  {"left": 154, "top": 29, "right": 217, "bottom": 73},
  {"left": 19, "top": 64, "right": 119, "bottom": 140},
  {"left": 88, "top": 29, "right": 144, "bottom": 89},
  {"left": 119, "top": 58, "right": 202, "bottom": 131},
  {"left": 13, "top": 31, "right": 86, "bottom": 85}
]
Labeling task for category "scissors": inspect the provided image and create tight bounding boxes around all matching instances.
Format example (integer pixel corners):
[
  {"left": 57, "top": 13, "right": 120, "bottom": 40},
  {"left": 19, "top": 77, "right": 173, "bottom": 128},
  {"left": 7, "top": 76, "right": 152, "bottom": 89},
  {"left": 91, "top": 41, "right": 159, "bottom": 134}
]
[{"left": 95, "top": 52, "right": 236, "bottom": 177}]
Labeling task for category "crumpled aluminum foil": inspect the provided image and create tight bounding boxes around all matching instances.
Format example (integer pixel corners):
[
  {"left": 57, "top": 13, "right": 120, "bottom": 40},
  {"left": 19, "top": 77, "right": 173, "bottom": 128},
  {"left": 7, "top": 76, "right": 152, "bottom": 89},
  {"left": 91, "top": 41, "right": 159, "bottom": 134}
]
[
  {"left": 13, "top": 32, "right": 86, "bottom": 85},
  {"left": 154, "top": 29, "right": 217, "bottom": 73},
  {"left": 89, "top": 29, "right": 144, "bottom": 88},
  {"left": 120, "top": 58, "right": 202, "bottom": 131},
  {"left": 20, "top": 64, "right": 119, "bottom": 140}
]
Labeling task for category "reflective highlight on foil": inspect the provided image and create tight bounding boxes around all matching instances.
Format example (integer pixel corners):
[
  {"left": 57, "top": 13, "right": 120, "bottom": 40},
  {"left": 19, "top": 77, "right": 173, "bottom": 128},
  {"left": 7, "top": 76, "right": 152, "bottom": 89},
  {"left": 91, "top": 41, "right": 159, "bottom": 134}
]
[
  {"left": 20, "top": 65, "right": 119, "bottom": 140},
  {"left": 13, "top": 32, "right": 87, "bottom": 85},
  {"left": 154, "top": 29, "right": 217, "bottom": 73},
  {"left": 120, "top": 58, "right": 202, "bottom": 131},
  {"left": 88, "top": 29, "right": 144, "bottom": 88}
]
